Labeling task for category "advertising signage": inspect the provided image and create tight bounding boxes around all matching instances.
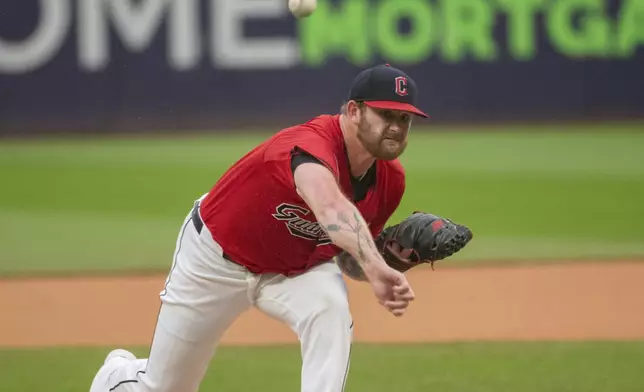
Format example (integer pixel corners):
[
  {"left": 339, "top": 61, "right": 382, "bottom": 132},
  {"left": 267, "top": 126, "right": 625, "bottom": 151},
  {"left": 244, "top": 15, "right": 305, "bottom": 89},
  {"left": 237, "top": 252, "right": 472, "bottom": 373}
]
[{"left": 1, "top": 0, "right": 643, "bottom": 134}]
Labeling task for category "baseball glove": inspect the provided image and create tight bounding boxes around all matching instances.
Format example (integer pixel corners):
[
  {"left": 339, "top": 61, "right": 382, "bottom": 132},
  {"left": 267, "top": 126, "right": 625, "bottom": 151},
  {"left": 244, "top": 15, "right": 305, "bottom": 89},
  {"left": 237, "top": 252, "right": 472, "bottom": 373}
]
[{"left": 375, "top": 212, "right": 473, "bottom": 272}]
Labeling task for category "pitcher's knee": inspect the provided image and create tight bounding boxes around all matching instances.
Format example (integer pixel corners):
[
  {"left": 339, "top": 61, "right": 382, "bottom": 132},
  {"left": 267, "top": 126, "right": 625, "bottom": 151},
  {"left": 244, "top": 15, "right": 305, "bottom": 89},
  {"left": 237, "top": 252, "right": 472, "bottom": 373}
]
[{"left": 300, "top": 290, "right": 352, "bottom": 332}]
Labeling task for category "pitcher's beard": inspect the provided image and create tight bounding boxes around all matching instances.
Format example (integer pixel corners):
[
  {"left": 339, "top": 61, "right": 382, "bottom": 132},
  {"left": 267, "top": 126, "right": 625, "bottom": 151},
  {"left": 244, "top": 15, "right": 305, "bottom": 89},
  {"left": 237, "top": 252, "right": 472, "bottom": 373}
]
[{"left": 357, "top": 121, "right": 407, "bottom": 160}]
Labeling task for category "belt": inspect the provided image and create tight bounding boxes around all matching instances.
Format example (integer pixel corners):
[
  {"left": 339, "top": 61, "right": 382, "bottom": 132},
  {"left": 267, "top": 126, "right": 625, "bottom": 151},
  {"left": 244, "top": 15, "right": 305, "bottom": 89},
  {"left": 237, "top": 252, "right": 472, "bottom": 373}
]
[
  {"left": 191, "top": 201, "right": 204, "bottom": 234},
  {"left": 191, "top": 200, "right": 238, "bottom": 265}
]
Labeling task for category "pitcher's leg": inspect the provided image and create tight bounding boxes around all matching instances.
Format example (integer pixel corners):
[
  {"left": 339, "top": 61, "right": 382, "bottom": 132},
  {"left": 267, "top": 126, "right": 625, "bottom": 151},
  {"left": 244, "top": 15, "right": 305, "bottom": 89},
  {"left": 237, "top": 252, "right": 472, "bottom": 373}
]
[
  {"left": 90, "top": 204, "right": 253, "bottom": 392},
  {"left": 256, "top": 262, "right": 354, "bottom": 392}
]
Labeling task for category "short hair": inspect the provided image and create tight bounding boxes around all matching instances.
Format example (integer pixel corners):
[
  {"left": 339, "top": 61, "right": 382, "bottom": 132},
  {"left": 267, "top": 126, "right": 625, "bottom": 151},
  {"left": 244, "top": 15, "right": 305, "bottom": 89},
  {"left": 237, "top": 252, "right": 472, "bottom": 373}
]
[{"left": 340, "top": 101, "right": 365, "bottom": 114}]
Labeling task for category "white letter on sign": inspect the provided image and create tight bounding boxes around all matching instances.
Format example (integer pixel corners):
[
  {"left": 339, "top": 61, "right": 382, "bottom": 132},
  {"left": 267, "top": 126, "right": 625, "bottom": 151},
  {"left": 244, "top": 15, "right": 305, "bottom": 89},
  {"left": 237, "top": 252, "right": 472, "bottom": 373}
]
[
  {"left": 212, "top": 0, "right": 299, "bottom": 69},
  {"left": 79, "top": 0, "right": 199, "bottom": 72},
  {"left": 0, "top": 0, "right": 71, "bottom": 74}
]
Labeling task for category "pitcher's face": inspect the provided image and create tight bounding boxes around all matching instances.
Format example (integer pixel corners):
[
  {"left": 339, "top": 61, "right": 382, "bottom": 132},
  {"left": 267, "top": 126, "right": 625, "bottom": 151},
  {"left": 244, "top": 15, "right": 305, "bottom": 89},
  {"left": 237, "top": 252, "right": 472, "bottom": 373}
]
[{"left": 356, "top": 105, "right": 412, "bottom": 160}]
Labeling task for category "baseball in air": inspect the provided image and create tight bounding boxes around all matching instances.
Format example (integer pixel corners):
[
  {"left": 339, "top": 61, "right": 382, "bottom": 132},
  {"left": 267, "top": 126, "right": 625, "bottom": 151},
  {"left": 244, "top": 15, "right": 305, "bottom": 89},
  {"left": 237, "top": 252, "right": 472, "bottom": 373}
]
[{"left": 289, "top": 0, "right": 317, "bottom": 18}]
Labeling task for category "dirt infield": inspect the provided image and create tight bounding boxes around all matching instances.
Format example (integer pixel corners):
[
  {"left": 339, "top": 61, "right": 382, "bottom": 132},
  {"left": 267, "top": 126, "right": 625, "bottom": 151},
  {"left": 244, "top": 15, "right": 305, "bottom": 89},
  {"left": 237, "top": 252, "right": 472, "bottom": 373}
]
[{"left": 2, "top": 261, "right": 644, "bottom": 348}]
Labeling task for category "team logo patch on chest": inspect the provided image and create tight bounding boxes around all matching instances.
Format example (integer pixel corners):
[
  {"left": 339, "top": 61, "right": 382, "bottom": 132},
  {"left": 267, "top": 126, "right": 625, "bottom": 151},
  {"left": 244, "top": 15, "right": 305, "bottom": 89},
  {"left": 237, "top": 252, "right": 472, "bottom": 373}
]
[{"left": 272, "top": 203, "right": 332, "bottom": 245}]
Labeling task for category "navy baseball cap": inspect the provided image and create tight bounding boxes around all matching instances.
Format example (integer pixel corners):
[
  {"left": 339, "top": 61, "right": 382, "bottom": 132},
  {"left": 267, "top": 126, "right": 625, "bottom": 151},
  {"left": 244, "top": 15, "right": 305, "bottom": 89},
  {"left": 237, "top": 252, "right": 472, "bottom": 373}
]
[{"left": 348, "top": 64, "right": 428, "bottom": 118}]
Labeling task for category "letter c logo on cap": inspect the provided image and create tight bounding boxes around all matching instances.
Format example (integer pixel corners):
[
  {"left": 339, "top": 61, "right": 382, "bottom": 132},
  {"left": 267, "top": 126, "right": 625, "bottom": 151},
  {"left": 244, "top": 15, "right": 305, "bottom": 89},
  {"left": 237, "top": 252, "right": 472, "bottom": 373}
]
[{"left": 395, "top": 76, "right": 408, "bottom": 96}]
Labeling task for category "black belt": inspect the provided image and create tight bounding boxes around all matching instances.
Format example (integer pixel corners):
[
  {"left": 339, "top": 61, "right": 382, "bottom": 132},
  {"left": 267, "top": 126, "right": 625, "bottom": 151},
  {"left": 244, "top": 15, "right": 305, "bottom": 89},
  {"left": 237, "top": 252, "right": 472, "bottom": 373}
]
[
  {"left": 191, "top": 200, "right": 238, "bottom": 264},
  {"left": 191, "top": 201, "right": 204, "bottom": 234}
]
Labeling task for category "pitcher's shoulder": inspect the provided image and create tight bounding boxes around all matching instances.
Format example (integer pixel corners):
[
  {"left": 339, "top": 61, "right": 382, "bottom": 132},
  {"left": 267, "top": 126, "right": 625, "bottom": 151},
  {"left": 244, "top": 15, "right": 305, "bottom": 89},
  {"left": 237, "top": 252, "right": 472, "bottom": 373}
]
[
  {"left": 378, "top": 159, "right": 406, "bottom": 196},
  {"left": 381, "top": 158, "right": 406, "bottom": 177},
  {"left": 302, "top": 114, "right": 342, "bottom": 134},
  {"left": 275, "top": 114, "right": 340, "bottom": 137}
]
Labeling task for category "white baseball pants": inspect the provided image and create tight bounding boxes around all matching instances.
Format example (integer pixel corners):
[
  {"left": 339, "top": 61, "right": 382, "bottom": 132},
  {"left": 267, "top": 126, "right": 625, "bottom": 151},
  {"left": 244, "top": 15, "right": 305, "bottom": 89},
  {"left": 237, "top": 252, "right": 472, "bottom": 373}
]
[{"left": 90, "top": 196, "right": 354, "bottom": 392}]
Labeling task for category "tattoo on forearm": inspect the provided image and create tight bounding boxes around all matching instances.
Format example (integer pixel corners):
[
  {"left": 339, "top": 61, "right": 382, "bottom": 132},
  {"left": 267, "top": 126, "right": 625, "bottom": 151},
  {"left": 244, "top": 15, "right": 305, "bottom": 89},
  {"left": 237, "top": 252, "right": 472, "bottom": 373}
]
[
  {"left": 325, "top": 223, "right": 342, "bottom": 232},
  {"left": 336, "top": 252, "right": 367, "bottom": 281},
  {"left": 352, "top": 211, "right": 366, "bottom": 262},
  {"left": 323, "top": 210, "right": 377, "bottom": 266}
]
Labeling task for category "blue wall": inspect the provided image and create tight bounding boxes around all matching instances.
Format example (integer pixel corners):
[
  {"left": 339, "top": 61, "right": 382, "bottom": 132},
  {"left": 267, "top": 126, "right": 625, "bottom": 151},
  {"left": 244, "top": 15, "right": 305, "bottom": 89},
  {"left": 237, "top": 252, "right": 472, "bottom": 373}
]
[{"left": 1, "top": 0, "right": 643, "bottom": 135}]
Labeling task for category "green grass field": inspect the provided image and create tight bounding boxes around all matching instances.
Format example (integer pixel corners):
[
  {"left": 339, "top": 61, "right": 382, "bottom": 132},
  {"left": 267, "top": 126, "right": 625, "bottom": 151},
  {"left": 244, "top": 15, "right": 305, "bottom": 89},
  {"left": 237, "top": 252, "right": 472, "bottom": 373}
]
[
  {"left": 2, "top": 123, "right": 644, "bottom": 392},
  {"left": 1, "top": 124, "right": 644, "bottom": 276},
  {"left": 2, "top": 342, "right": 643, "bottom": 392},
  {"left": 1, "top": 123, "right": 643, "bottom": 276}
]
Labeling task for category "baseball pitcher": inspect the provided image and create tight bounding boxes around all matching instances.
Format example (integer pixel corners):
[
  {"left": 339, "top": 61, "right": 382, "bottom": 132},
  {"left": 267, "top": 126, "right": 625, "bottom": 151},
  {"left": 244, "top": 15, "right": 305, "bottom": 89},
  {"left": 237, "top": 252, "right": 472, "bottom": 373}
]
[{"left": 89, "top": 64, "right": 472, "bottom": 392}]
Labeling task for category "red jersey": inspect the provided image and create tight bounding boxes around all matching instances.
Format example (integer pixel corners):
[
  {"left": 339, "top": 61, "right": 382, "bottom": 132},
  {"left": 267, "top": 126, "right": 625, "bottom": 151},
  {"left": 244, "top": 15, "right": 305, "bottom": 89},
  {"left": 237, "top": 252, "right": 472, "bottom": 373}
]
[{"left": 199, "top": 114, "right": 405, "bottom": 276}]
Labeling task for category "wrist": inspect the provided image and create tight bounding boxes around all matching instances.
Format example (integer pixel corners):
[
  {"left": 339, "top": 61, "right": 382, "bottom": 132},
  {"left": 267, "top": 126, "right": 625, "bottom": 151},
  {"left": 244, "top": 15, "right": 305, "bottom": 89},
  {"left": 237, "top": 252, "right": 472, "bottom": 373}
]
[{"left": 360, "top": 256, "right": 387, "bottom": 276}]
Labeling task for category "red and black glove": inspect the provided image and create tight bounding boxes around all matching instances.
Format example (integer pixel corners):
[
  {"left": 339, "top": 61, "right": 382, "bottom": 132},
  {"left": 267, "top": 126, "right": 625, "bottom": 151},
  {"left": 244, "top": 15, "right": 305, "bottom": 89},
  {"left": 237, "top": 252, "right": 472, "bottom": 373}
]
[{"left": 375, "top": 212, "right": 473, "bottom": 272}]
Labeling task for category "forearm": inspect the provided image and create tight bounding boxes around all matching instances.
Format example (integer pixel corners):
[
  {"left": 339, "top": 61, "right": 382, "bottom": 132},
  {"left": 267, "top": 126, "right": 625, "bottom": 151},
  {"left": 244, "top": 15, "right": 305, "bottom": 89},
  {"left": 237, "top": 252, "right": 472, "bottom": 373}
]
[
  {"left": 335, "top": 251, "right": 368, "bottom": 281},
  {"left": 318, "top": 197, "right": 384, "bottom": 273}
]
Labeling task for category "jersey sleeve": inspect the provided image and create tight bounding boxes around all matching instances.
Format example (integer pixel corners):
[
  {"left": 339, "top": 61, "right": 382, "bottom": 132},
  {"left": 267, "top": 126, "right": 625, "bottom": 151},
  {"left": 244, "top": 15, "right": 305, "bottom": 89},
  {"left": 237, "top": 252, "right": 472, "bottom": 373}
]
[
  {"left": 263, "top": 127, "right": 340, "bottom": 190},
  {"left": 290, "top": 150, "right": 325, "bottom": 174}
]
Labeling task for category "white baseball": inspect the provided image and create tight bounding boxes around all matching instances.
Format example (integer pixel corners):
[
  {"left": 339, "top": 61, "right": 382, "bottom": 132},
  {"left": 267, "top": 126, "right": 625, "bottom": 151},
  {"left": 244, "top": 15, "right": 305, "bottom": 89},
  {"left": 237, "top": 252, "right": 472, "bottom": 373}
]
[{"left": 288, "top": 0, "right": 317, "bottom": 18}]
